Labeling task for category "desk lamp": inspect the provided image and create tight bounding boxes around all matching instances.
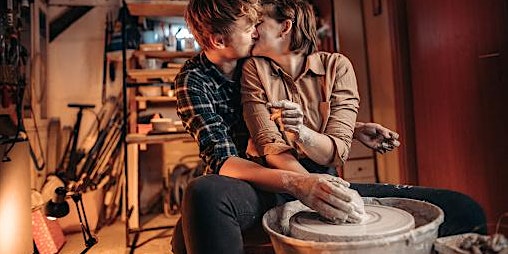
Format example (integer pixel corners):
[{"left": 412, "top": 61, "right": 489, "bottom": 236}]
[{"left": 45, "top": 187, "right": 97, "bottom": 253}]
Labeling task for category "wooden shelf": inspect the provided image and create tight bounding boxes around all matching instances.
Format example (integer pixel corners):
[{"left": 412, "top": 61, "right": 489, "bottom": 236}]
[
  {"left": 135, "top": 96, "right": 177, "bottom": 102},
  {"left": 134, "top": 50, "right": 196, "bottom": 60},
  {"left": 126, "top": 132, "right": 191, "bottom": 145},
  {"left": 135, "top": 96, "right": 176, "bottom": 109},
  {"left": 127, "top": 68, "right": 180, "bottom": 83},
  {"left": 123, "top": 0, "right": 194, "bottom": 234},
  {"left": 126, "top": 0, "right": 188, "bottom": 17}
]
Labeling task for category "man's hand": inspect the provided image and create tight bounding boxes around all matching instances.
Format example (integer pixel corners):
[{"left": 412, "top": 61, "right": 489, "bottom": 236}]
[
  {"left": 354, "top": 122, "right": 400, "bottom": 154},
  {"left": 348, "top": 188, "right": 366, "bottom": 223},
  {"left": 284, "top": 174, "right": 365, "bottom": 223}
]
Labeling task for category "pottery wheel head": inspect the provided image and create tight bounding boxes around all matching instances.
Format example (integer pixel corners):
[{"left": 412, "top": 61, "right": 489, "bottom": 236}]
[{"left": 289, "top": 204, "right": 415, "bottom": 242}]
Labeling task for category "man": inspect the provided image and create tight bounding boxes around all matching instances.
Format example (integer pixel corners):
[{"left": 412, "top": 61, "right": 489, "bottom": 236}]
[
  {"left": 171, "top": 0, "right": 483, "bottom": 253},
  {"left": 172, "top": 1, "right": 397, "bottom": 253}
]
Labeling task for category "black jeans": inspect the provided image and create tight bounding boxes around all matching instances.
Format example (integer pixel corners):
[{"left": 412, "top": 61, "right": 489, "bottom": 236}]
[{"left": 171, "top": 175, "right": 486, "bottom": 254}]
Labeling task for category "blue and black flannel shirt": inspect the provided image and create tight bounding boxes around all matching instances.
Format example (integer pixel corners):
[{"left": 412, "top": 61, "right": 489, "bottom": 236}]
[{"left": 175, "top": 52, "right": 249, "bottom": 174}]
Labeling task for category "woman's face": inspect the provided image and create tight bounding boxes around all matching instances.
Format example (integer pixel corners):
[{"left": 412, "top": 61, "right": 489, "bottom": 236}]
[{"left": 251, "top": 12, "right": 287, "bottom": 58}]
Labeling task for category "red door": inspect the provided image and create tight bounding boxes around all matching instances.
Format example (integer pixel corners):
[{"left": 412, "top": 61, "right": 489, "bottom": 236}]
[{"left": 407, "top": 0, "right": 508, "bottom": 232}]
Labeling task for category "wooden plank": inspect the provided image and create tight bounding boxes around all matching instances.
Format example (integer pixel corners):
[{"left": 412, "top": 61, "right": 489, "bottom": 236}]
[
  {"left": 49, "top": 0, "right": 118, "bottom": 6},
  {"left": 127, "top": 143, "right": 139, "bottom": 229},
  {"left": 126, "top": 133, "right": 191, "bottom": 144},
  {"left": 126, "top": 0, "right": 188, "bottom": 17},
  {"left": 135, "top": 96, "right": 177, "bottom": 103},
  {"left": 49, "top": 6, "right": 93, "bottom": 42},
  {"left": 127, "top": 68, "right": 180, "bottom": 83},
  {"left": 46, "top": 119, "right": 61, "bottom": 175},
  {"left": 134, "top": 50, "right": 196, "bottom": 60},
  {"left": 128, "top": 88, "right": 138, "bottom": 134}
]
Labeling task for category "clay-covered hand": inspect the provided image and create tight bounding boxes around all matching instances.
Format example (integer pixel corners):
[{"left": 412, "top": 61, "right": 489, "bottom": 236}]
[
  {"left": 284, "top": 174, "right": 364, "bottom": 223},
  {"left": 353, "top": 122, "right": 400, "bottom": 154},
  {"left": 267, "top": 100, "right": 311, "bottom": 142},
  {"left": 347, "top": 188, "right": 366, "bottom": 223}
]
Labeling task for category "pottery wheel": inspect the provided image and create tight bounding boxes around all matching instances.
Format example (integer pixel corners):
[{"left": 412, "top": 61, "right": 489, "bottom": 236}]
[{"left": 289, "top": 204, "right": 415, "bottom": 242}]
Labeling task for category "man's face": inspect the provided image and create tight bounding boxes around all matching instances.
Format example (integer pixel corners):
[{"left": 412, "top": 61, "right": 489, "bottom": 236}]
[{"left": 222, "top": 16, "right": 259, "bottom": 60}]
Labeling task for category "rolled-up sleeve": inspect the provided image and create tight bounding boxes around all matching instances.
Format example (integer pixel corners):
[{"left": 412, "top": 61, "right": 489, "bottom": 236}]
[
  {"left": 324, "top": 56, "right": 360, "bottom": 165},
  {"left": 240, "top": 59, "right": 293, "bottom": 156}
]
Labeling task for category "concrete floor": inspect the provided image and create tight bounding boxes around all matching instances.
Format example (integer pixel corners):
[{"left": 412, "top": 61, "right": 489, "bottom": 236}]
[{"left": 59, "top": 213, "right": 179, "bottom": 254}]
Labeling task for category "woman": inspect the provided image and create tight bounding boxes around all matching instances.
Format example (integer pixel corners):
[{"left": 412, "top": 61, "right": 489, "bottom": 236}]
[
  {"left": 242, "top": 0, "right": 359, "bottom": 184},
  {"left": 242, "top": 0, "right": 485, "bottom": 238}
]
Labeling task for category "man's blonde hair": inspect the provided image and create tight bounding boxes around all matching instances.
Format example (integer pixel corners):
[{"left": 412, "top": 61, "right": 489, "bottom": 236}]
[{"left": 185, "top": 0, "right": 261, "bottom": 50}]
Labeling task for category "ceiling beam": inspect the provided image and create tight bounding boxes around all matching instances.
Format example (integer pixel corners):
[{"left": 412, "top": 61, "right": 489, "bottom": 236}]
[
  {"left": 49, "top": 0, "right": 120, "bottom": 6},
  {"left": 49, "top": 6, "right": 93, "bottom": 42}
]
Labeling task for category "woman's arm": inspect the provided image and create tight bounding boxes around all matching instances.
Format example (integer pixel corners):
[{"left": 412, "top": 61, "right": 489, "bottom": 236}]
[
  {"left": 267, "top": 100, "right": 336, "bottom": 165},
  {"left": 267, "top": 55, "right": 360, "bottom": 166},
  {"left": 241, "top": 59, "right": 308, "bottom": 173}
]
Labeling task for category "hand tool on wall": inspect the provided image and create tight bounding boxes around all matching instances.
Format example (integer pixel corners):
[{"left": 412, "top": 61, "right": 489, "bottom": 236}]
[{"left": 102, "top": 12, "right": 113, "bottom": 104}]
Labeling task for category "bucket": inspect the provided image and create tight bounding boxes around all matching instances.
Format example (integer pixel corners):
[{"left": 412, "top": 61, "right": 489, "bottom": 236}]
[{"left": 262, "top": 198, "right": 444, "bottom": 254}]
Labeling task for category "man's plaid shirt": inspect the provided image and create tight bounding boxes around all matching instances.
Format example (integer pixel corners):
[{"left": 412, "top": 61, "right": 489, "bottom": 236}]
[{"left": 175, "top": 52, "right": 249, "bottom": 174}]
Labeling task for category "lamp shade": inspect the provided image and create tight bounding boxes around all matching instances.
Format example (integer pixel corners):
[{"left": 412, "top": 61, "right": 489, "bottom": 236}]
[{"left": 44, "top": 187, "right": 69, "bottom": 219}]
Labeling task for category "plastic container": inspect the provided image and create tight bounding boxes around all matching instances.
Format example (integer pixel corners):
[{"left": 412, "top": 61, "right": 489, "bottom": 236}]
[{"left": 262, "top": 198, "right": 444, "bottom": 254}]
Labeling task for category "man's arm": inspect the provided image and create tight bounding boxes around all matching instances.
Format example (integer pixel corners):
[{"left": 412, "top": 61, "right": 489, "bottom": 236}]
[
  {"left": 220, "top": 156, "right": 363, "bottom": 223},
  {"left": 353, "top": 122, "right": 400, "bottom": 153}
]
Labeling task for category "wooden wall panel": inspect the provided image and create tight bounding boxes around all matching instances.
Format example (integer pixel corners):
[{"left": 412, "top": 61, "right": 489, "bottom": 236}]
[
  {"left": 406, "top": 0, "right": 508, "bottom": 232},
  {"left": 363, "top": 0, "right": 401, "bottom": 183}
]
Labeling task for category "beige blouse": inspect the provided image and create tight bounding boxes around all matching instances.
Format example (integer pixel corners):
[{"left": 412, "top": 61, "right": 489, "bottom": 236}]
[{"left": 241, "top": 52, "right": 360, "bottom": 166}]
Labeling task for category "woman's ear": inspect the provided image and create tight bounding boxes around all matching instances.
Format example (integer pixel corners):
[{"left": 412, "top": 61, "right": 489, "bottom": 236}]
[
  {"left": 280, "top": 19, "right": 293, "bottom": 38},
  {"left": 210, "top": 33, "right": 226, "bottom": 49}
]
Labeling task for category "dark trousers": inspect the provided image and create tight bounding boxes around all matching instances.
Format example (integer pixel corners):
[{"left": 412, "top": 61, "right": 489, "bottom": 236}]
[{"left": 171, "top": 174, "right": 486, "bottom": 254}]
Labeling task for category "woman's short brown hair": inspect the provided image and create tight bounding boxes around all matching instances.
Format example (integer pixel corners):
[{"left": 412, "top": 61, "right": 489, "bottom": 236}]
[
  {"left": 185, "top": 0, "right": 261, "bottom": 50},
  {"left": 261, "top": 0, "right": 318, "bottom": 54}
]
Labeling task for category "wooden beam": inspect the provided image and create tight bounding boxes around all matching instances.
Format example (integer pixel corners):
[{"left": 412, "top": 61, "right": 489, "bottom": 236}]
[
  {"left": 125, "top": 0, "right": 187, "bottom": 17},
  {"left": 49, "top": 0, "right": 119, "bottom": 6},
  {"left": 49, "top": 6, "right": 93, "bottom": 42}
]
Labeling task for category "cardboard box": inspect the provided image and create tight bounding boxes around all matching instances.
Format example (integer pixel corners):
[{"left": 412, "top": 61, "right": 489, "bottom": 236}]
[{"left": 32, "top": 209, "right": 66, "bottom": 254}]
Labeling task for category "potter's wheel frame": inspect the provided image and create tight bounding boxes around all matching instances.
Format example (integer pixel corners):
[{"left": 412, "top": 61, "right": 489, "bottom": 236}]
[{"left": 289, "top": 204, "right": 415, "bottom": 242}]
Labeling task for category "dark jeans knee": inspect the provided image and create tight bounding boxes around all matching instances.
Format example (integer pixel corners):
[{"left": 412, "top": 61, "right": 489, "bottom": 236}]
[
  {"left": 177, "top": 174, "right": 274, "bottom": 254},
  {"left": 436, "top": 190, "right": 487, "bottom": 236},
  {"left": 171, "top": 218, "right": 186, "bottom": 254},
  {"left": 182, "top": 174, "right": 254, "bottom": 218},
  {"left": 172, "top": 175, "right": 227, "bottom": 254}
]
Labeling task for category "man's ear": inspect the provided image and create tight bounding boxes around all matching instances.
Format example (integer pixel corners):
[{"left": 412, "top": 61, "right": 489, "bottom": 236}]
[
  {"left": 280, "top": 19, "right": 293, "bottom": 38},
  {"left": 209, "top": 33, "right": 226, "bottom": 49}
]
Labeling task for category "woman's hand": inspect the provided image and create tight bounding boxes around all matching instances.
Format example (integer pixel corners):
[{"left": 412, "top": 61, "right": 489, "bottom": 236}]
[{"left": 267, "top": 100, "right": 308, "bottom": 141}]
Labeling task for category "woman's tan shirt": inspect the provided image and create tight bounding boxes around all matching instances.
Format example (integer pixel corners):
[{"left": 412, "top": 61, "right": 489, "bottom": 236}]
[{"left": 241, "top": 52, "right": 360, "bottom": 166}]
